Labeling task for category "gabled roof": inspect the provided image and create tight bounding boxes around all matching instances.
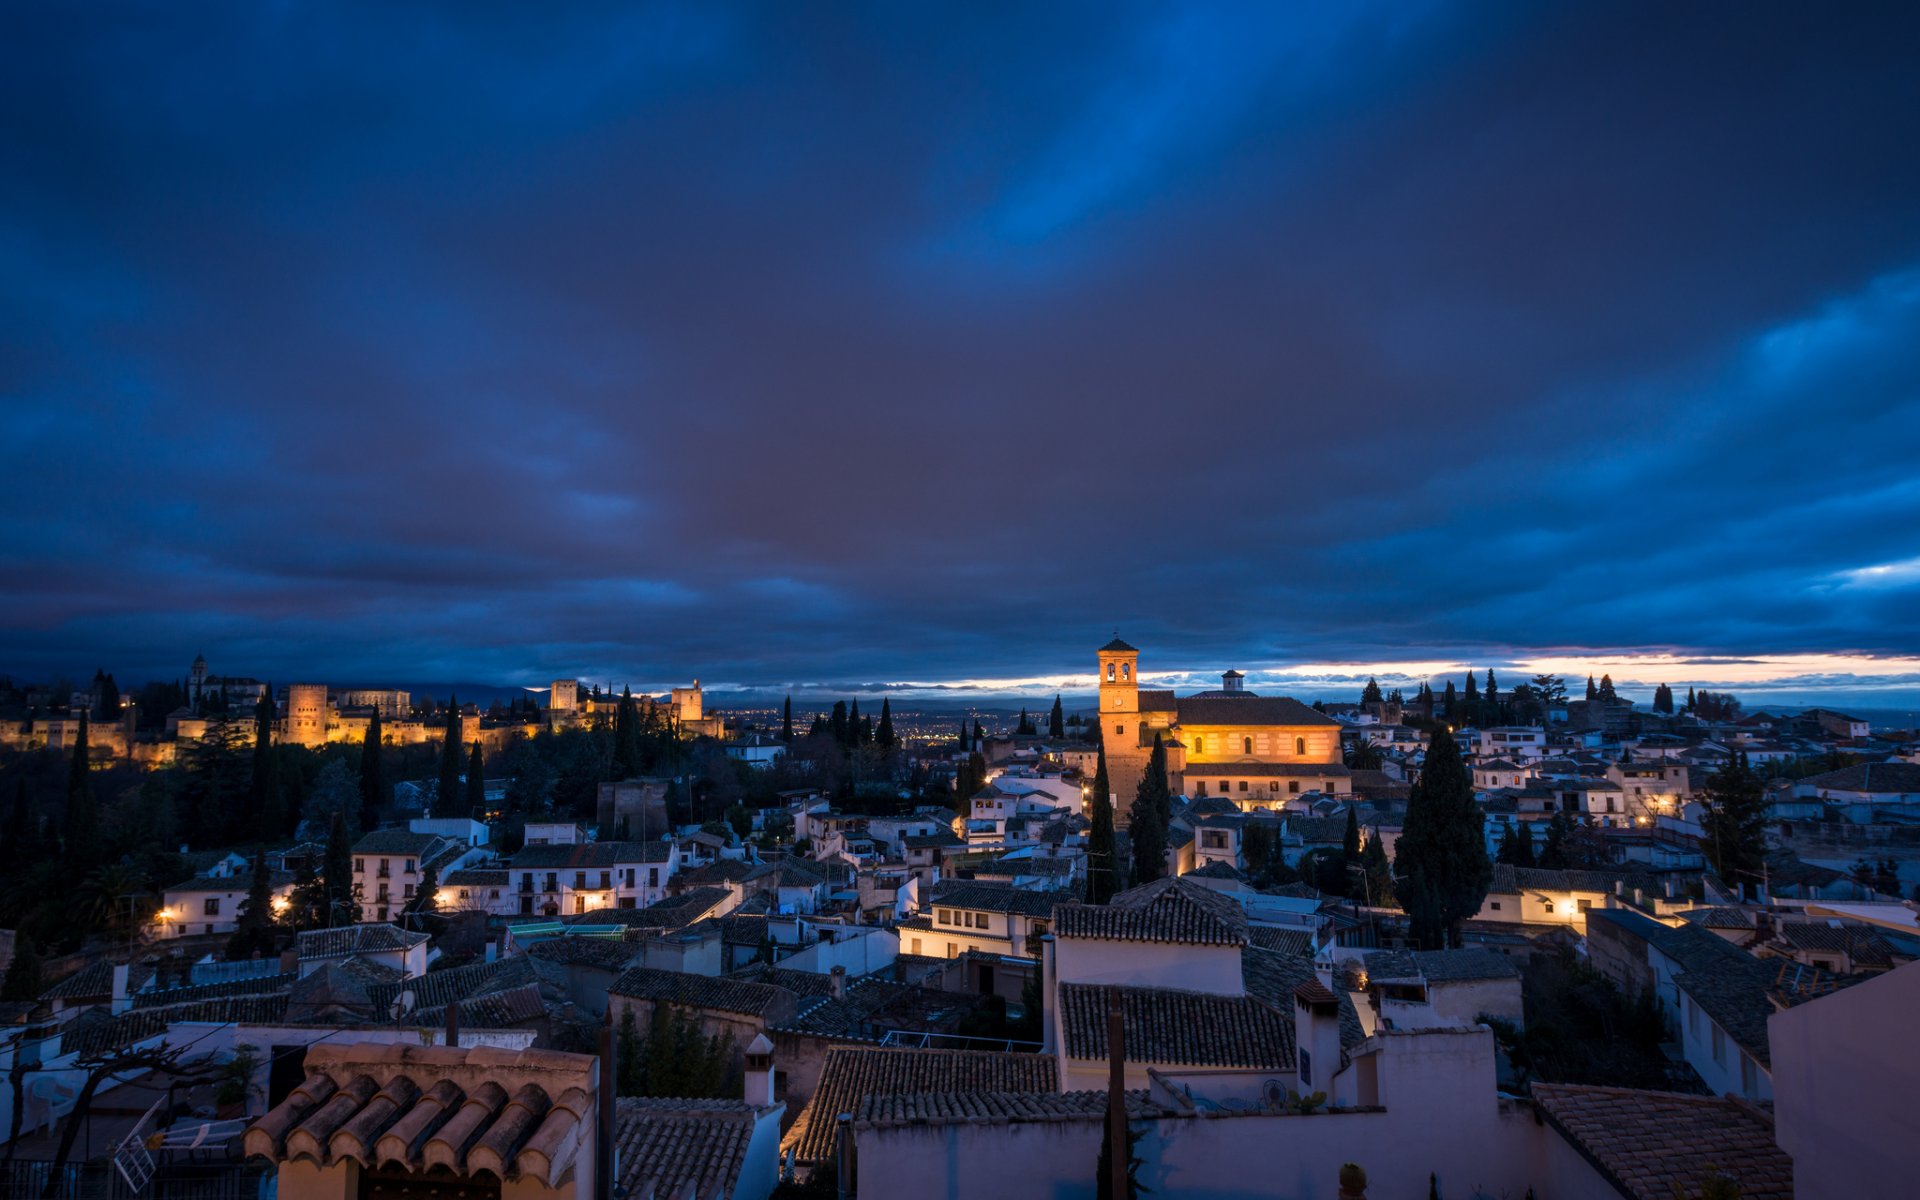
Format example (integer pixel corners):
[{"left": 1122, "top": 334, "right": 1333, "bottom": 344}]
[
  {"left": 510, "top": 841, "right": 675, "bottom": 869},
  {"left": 783, "top": 1047, "right": 1057, "bottom": 1163},
  {"left": 1099, "top": 636, "right": 1139, "bottom": 653},
  {"left": 1057, "top": 983, "right": 1293, "bottom": 1069},
  {"left": 352, "top": 829, "right": 444, "bottom": 855},
  {"left": 1531, "top": 1084, "right": 1791, "bottom": 1200},
  {"left": 296, "top": 923, "right": 429, "bottom": 961},
  {"left": 1054, "top": 876, "right": 1248, "bottom": 947}
]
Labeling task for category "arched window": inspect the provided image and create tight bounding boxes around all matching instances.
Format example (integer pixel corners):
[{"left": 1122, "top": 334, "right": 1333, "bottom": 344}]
[
  {"left": 1194, "top": 736, "right": 1204, "bottom": 754},
  {"left": 1121, "top": 663, "right": 1130, "bottom": 681},
  {"left": 1106, "top": 663, "right": 1115, "bottom": 681},
  {"left": 1295, "top": 737, "right": 1306, "bottom": 756},
  {"left": 1243, "top": 737, "right": 1253, "bottom": 754}
]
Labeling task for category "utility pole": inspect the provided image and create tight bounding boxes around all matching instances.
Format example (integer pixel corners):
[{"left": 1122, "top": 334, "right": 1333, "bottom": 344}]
[{"left": 1106, "top": 984, "right": 1128, "bottom": 1200}]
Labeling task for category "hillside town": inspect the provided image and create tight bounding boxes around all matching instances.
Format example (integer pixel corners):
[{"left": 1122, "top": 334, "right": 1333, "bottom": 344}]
[{"left": 0, "top": 639, "right": 1913, "bottom": 1199}]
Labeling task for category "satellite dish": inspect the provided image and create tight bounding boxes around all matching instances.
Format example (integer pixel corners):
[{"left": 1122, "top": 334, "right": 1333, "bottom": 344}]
[{"left": 390, "top": 988, "right": 416, "bottom": 1020}]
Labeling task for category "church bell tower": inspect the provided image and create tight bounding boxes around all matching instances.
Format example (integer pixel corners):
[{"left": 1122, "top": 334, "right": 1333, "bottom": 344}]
[{"left": 1097, "top": 635, "right": 1140, "bottom": 731}]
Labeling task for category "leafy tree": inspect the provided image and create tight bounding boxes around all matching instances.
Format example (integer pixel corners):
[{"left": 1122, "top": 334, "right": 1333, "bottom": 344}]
[
  {"left": 1393, "top": 725, "right": 1490, "bottom": 948},
  {"left": 1701, "top": 752, "right": 1768, "bottom": 890},
  {"left": 1049, "top": 695, "right": 1065, "bottom": 738},
  {"left": 359, "top": 708, "right": 386, "bottom": 832},
  {"left": 466, "top": 743, "right": 486, "bottom": 816},
  {"left": 616, "top": 1007, "right": 645, "bottom": 1095},
  {"left": 1128, "top": 734, "right": 1171, "bottom": 884},
  {"left": 1695, "top": 692, "right": 1742, "bottom": 721},
  {"left": 227, "top": 850, "right": 278, "bottom": 961},
  {"left": 1597, "top": 674, "right": 1617, "bottom": 703},
  {"left": 64, "top": 711, "right": 98, "bottom": 872},
  {"left": 251, "top": 690, "right": 283, "bottom": 842},
  {"left": 1086, "top": 743, "right": 1119, "bottom": 905},
  {"left": 437, "top": 696, "right": 463, "bottom": 811},
  {"left": 1242, "top": 819, "right": 1279, "bottom": 884},
  {"left": 1361, "top": 677, "right": 1383, "bottom": 705}
]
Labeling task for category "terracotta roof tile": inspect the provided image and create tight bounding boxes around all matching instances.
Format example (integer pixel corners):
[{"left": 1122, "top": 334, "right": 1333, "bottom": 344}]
[
  {"left": 782, "top": 1047, "right": 1056, "bottom": 1163},
  {"left": 1532, "top": 1084, "right": 1791, "bottom": 1200},
  {"left": 1054, "top": 877, "right": 1248, "bottom": 946},
  {"left": 1057, "top": 982, "right": 1294, "bottom": 1069},
  {"left": 614, "top": 1098, "right": 767, "bottom": 1199}
]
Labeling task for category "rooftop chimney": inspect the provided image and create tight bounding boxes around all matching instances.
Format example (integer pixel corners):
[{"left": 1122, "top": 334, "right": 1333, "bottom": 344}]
[
  {"left": 744, "top": 1033, "right": 776, "bottom": 1106},
  {"left": 110, "top": 963, "right": 131, "bottom": 1015},
  {"left": 1222, "top": 670, "right": 1245, "bottom": 693},
  {"left": 828, "top": 964, "right": 847, "bottom": 1002}
]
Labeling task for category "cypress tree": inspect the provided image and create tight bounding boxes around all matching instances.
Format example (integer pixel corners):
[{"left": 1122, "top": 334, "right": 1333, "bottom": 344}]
[
  {"left": 973, "top": 718, "right": 985, "bottom": 746},
  {"left": 438, "top": 695, "right": 462, "bottom": 812},
  {"left": 227, "top": 850, "right": 277, "bottom": 961},
  {"left": 957, "top": 717, "right": 968, "bottom": 750},
  {"left": 359, "top": 708, "right": 385, "bottom": 832},
  {"left": 1342, "top": 805, "right": 1360, "bottom": 862},
  {"left": 65, "top": 711, "right": 98, "bottom": 871},
  {"left": 1086, "top": 742, "right": 1119, "bottom": 905},
  {"left": 1463, "top": 672, "right": 1478, "bottom": 702},
  {"left": 1442, "top": 680, "right": 1457, "bottom": 715},
  {"left": 411, "top": 860, "right": 440, "bottom": 916},
  {"left": 1129, "top": 734, "right": 1171, "bottom": 884},
  {"left": 1361, "top": 677, "right": 1383, "bottom": 705},
  {"left": 251, "top": 689, "right": 282, "bottom": 842},
  {"left": 614, "top": 687, "right": 643, "bottom": 779},
  {"left": 831, "top": 702, "right": 849, "bottom": 747},
  {"left": 847, "top": 699, "right": 862, "bottom": 747},
  {"left": 1, "top": 937, "right": 42, "bottom": 1001},
  {"left": 876, "top": 699, "right": 896, "bottom": 751},
  {"left": 781, "top": 696, "right": 794, "bottom": 744},
  {"left": 616, "top": 1008, "right": 645, "bottom": 1095},
  {"left": 1049, "top": 695, "right": 1064, "bottom": 739},
  {"left": 1392, "top": 725, "right": 1490, "bottom": 949},
  {"left": 1485, "top": 669, "right": 1499, "bottom": 702},
  {"left": 1586, "top": 674, "right": 1598, "bottom": 701},
  {"left": 1539, "top": 811, "right": 1571, "bottom": 870},
  {"left": 96, "top": 672, "right": 121, "bottom": 722},
  {"left": 1513, "top": 821, "right": 1536, "bottom": 868},
  {"left": 467, "top": 743, "right": 486, "bottom": 816},
  {"left": 324, "top": 810, "right": 355, "bottom": 926},
  {"left": 1701, "top": 751, "right": 1768, "bottom": 890},
  {"left": 1686, "top": 686, "right": 1697, "bottom": 712},
  {"left": 1017, "top": 706, "right": 1033, "bottom": 735}
]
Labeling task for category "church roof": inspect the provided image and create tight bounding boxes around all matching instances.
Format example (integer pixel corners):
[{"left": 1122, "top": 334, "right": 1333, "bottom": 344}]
[
  {"left": 1175, "top": 696, "right": 1339, "bottom": 727},
  {"left": 1099, "top": 637, "right": 1139, "bottom": 653}
]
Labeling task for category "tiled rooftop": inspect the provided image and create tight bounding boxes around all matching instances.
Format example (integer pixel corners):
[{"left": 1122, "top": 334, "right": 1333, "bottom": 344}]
[
  {"left": 1054, "top": 876, "right": 1248, "bottom": 946},
  {"left": 782, "top": 1046, "right": 1056, "bottom": 1163},
  {"left": 1532, "top": 1084, "right": 1791, "bottom": 1200},
  {"left": 614, "top": 1098, "right": 772, "bottom": 1199},
  {"left": 1057, "top": 982, "right": 1293, "bottom": 1069}
]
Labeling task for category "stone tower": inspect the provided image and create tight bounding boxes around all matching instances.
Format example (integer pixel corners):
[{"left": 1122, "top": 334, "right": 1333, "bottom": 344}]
[
  {"left": 1097, "top": 636, "right": 1146, "bottom": 823},
  {"left": 285, "top": 684, "right": 328, "bottom": 748},
  {"left": 191, "top": 652, "right": 208, "bottom": 710},
  {"left": 549, "top": 679, "right": 579, "bottom": 711}
]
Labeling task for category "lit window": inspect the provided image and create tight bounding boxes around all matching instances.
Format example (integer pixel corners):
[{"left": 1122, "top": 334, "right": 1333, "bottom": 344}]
[
  {"left": 1295, "top": 738, "right": 1306, "bottom": 755},
  {"left": 1243, "top": 737, "right": 1253, "bottom": 754},
  {"left": 1195, "top": 736, "right": 1205, "bottom": 754}
]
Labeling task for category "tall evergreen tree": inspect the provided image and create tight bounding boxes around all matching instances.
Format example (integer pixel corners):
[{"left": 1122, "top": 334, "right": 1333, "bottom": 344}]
[
  {"left": 1597, "top": 674, "right": 1617, "bottom": 702},
  {"left": 1442, "top": 680, "right": 1457, "bottom": 715},
  {"left": 1017, "top": 706, "right": 1034, "bottom": 736},
  {"left": 876, "top": 699, "right": 896, "bottom": 751},
  {"left": 324, "top": 810, "right": 356, "bottom": 926},
  {"left": 1392, "top": 725, "right": 1490, "bottom": 949},
  {"left": 1484, "top": 669, "right": 1499, "bottom": 702},
  {"left": 0, "top": 937, "right": 42, "bottom": 1001},
  {"left": 1463, "top": 672, "right": 1479, "bottom": 702},
  {"left": 227, "top": 850, "right": 277, "bottom": 961},
  {"left": 1701, "top": 751, "right": 1768, "bottom": 891},
  {"left": 1342, "top": 805, "right": 1361, "bottom": 862},
  {"left": 1686, "top": 686, "right": 1697, "bottom": 712},
  {"left": 251, "top": 689, "right": 282, "bottom": 842},
  {"left": 1539, "top": 811, "right": 1572, "bottom": 870},
  {"left": 972, "top": 718, "right": 985, "bottom": 746},
  {"left": 614, "top": 687, "right": 643, "bottom": 779},
  {"left": 1513, "top": 820, "right": 1536, "bottom": 868},
  {"left": 1653, "top": 683, "right": 1674, "bottom": 714},
  {"left": 847, "top": 699, "right": 862, "bottom": 746},
  {"left": 781, "top": 696, "right": 794, "bottom": 744},
  {"left": 1085, "top": 741, "right": 1119, "bottom": 905},
  {"left": 1049, "top": 695, "right": 1065, "bottom": 739},
  {"left": 410, "top": 860, "right": 440, "bottom": 917},
  {"left": 65, "top": 711, "right": 98, "bottom": 872},
  {"left": 1361, "top": 677, "right": 1383, "bottom": 705},
  {"left": 1585, "top": 674, "right": 1598, "bottom": 701},
  {"left": 359, "top": 709, "right": 386, "bottom": 832},
  {"left": 95, "top": 672, "right": 121, "bottom": 722},
  {"left": 467, "top": 743, "right": 486, "bottom": 816},
  {"left": 831, "top": 701, "right": 849, "bottom": 747},
  {"left": 438, "top": 695, "right": 462, "bottom": 812},
  {"left": 1128, "top": 734, "right": 1171, "bottom": 884},
  {"left": 1359, "top": 832, "right": 1392, "bottom": 906}
]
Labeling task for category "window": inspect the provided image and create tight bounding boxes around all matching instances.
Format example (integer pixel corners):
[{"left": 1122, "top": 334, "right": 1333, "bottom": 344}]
[
  {"left": 353, "top": 858, "right": 364, "bottom": 873},
  {"left": 1288, "top": 782, "right": 1301, "bottom": 794},
  {"left": 376, "top": 906, "right": 388, "bottom": 922},
  {"left": 648, "top": 867, "right": 660, "bottom": 887},
  {"left": 1194, "top": 736, "right": 1205, "bottom": 754},
  {"left": 377, "top": 884, "right": 390, "bottom": 901},
  {"left": 403, "top": 884, "right": 415, "bottom": 898},
  {"left": 1121, "top": 663, "right": 1130, "bottom": 680},
  {"left": 1740, "top": 1053, "right": 1757, "bottom": 1095},
  {"left": 1577, "top": 899, "right": 1592, "bottom": 912},
  {"left": 599, "top": 871, "right": 611, "bottom": 890},
  {"left": 1195, "top": 781, "right": 1207, "bottom": 795},
  {"left": 911, "top": 937, "right": 923, "bottom": 955},
  {"left": 404, "top": 859, "right": 415, "bottom": 873},
  {"left": 1490, "top": 901, "right": 1502, "bottom": 911},
  {"left": 1243, "top": 737, "right": 1253, "bottom": 754},
  {"left": 1295, "top": 737, "right": 1306, "bottom": 756},
  {"left": 1269, "top": 781, "right": 1280, "bottom": 792},
  {"left": 204, "top": 898, "right": 221, "bottom": 916},
  {"left": 1298, "top": 1047, "right": 1312, "bottom": 1087},
  {"left": 938, "top": 910, "right": 951, "bottom": 925},
  {"left": 489, "top": 889, "right": 500, "bottom": 900},
  {"left": 458, "top": 889, "right": 472, "bottom": 900},
  {"left": 1115, "top": 724, "right": 1123, "bottom": 735},
  {"left": 1238, "top": 781, "right": 1248, "bottom": 792},
  {"left": 1711, "top": 1025, "right": 1726, "bottom": 1067},
  {"left": 1107, "top": 663, "right": 1115, "bottom": 681},
  {"left": 575, "top": 871, "right": 587, "bottom": 889}
]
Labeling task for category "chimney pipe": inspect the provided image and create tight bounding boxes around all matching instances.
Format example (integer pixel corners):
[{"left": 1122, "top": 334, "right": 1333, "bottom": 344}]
[{"left": 829, "top": 964, "right": 847, "bottom": 1002}]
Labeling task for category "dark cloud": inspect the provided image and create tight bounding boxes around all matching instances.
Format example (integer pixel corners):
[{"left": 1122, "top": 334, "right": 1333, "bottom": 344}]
[{"left": 4, "top": 2, "right": 1920, "bottom": 694}]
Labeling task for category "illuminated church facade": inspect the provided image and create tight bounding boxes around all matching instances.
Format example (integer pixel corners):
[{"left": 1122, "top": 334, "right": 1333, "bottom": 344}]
[{"left": 1095, "top": 636, "right": 1350, "bottom": 823}]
